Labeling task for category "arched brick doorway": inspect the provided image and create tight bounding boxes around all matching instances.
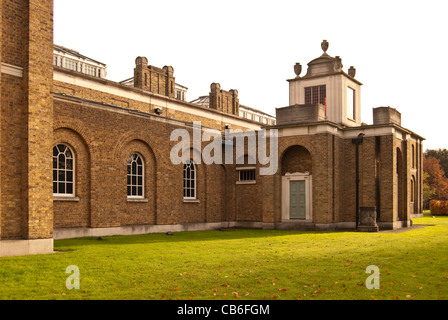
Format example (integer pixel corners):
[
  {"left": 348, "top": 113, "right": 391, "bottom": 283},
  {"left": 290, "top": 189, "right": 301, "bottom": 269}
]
[{"left": 281, "top": 145, "right": 313, "bottom": 221}]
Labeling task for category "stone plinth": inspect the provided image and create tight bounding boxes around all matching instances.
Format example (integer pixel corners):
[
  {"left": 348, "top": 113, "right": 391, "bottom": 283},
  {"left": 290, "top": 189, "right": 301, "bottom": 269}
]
[{"left": 358, "top": 206, "right": 379, "bottom": 232}]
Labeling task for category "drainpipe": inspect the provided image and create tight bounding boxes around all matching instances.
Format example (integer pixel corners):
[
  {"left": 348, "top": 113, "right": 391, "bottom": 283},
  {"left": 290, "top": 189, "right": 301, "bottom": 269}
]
[{"left": 352, "top": 133, "right": 365, "bottom": 228}]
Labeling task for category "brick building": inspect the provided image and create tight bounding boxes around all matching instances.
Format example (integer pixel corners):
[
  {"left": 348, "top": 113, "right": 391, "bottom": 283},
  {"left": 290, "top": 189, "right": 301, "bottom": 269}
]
[{"left": 0, "top": 1, "right": 424, "bottom": 257}]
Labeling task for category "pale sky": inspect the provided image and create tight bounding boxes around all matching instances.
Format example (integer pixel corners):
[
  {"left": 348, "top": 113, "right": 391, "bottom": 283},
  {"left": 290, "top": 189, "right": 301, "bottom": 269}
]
[{"left": 54, "top": 0, "right": 448, "bottom": 151}]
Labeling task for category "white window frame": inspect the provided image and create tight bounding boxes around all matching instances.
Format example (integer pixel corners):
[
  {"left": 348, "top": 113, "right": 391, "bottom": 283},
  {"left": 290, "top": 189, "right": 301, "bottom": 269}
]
[
  {"left": 85, "top": 64, "right": 97, "bottom": 77},
  {"left": 64, "top": 58, "right": 78, "bottom": 71},
  {"left": 127, "top": 153, "right": 145, "bottom": 199},
  {"left": 183, "top": 160, "right": 197, "bottom": 200},
  {"left": 53, "top": 143, "right": 75, "bottom": 197},
  {"left": 236, "top": 166, "right": 256, "bottom": 185},
  {"left": 347, "top": 86, "right": 355, "bottom": 120}
]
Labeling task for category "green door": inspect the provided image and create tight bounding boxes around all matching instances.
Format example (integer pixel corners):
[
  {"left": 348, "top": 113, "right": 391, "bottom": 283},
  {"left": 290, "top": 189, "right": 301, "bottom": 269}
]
[{"left": 290, "top": 180, "right": 306, "bottom": 219}]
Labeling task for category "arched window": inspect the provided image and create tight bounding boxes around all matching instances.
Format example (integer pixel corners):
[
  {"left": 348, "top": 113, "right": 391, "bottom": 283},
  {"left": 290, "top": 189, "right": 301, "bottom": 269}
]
[
  {"left": 127, "top": 153, "right": 144, "bottom": 198},
  {"left": 53, "top": 144, "right": 74, "bottom": 196},
  {"left": 412, "top": 145, "right": 415, "bottom": 168},
  {"left": 183, "top": 160, "right": 196, "bottom": 199}
]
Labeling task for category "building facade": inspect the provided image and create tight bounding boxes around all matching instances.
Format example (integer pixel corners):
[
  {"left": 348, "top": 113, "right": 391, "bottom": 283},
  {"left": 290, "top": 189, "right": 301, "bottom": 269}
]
[{"left": 0, "top": 1, "right": 424, "bottom": 257}]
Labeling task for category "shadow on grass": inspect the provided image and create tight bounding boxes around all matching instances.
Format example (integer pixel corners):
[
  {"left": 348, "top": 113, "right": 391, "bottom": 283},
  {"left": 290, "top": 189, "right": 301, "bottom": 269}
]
[
  {"left": 54, "top": 214, "right": 445, "bottom": 250},
  {"left": 54, "top": 227, "right": 339, "bottom": 248}
]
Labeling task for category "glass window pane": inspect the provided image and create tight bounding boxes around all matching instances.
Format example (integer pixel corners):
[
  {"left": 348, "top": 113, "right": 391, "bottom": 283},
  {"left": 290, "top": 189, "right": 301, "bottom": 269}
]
[
  {"left": 58, "top": 154, "right": 65, "bottom": 169},
  {"left": 66, "top": 183, "right": 73, "bottom": 194},
  {"left": 66, "top": 159, "right": 73, "bottom": 170},
  {"left": 58, "top": 170, "right": 65, "bottom": 181}
]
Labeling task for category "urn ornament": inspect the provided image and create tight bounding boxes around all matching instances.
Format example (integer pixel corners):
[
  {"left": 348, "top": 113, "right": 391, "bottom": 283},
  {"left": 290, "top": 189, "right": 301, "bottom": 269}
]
[
  {"left": 348, "top": 66, "right": 356, "bottom": 77},
  {"left": 321, "top": 40, "right": 329, "bottom": 55},
  {"left": 294, "top": 62, "right": 302, "bottom": 77}
]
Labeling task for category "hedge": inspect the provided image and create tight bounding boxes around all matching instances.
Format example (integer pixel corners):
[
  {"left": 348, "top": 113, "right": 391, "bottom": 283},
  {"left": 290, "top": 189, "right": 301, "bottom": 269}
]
[{"left": 429, "top": 200, "right": 448, "bottom": 216}]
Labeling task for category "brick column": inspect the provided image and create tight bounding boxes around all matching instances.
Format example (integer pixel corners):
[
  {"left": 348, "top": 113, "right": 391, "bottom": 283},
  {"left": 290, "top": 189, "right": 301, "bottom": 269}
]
[{"left": 23, "top": 0, "right": 54, "bottom": 239}]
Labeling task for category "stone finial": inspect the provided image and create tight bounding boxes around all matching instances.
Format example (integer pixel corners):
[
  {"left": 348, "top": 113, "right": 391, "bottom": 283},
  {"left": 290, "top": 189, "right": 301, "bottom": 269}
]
[
  {"left": 163, "top": 65, "right": 174, "bottom": 75},
  {"left": 348, "top": 66, "right": 356, "bottom": 77},
  {"left": 135, "top": 56, "right": 148, "bottom": 66},
  {"left": 294, "top": 62, "right": 302, "bottom": 77},
  {"left": 321, "top": 40, "right": 329, "bottom": 55},
  {"left": 210, "top": 83, "right": 221, "bottom": 91}
]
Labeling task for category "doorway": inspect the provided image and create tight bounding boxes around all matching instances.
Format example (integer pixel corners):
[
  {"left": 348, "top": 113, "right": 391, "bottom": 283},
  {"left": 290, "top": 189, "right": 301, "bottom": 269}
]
[{"left": 282, "top": 173, "right": 312, "bottom": 221}]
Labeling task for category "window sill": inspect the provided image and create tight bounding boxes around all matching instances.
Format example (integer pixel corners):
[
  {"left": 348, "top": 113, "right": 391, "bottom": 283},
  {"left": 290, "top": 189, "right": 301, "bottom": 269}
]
[
  {"left": 236, "top": 181, "right": 256, "bottom": 185},
  {"left": 53, "top": 196, "right": 80, "bottom": 202},
  {"left": 183, "top": 198, "right": 200, "bottom": 203},
  {"left": 127, "top": 198, "right": 148, "bottom": 203}
]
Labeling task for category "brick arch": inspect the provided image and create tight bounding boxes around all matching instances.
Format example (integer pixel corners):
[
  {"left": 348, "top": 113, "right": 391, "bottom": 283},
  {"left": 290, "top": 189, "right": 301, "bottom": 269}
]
[
  {"left": 53, "top": 126, "right": 92, "bottom": 228},
  {"left": 53, "top": 119, "right": 94, "bottom": 158},
  {"left": 117, "top": 138, "right": 158, "bottom": 226},
  {"left": 280, "top": 145, "right": 313, "bottom": 176},
  {"left": 112, "top": 130, "right": 160, "bottom": 165}
]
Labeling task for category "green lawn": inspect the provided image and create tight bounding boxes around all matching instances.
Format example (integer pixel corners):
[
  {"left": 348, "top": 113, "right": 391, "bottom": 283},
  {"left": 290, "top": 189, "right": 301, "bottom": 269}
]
[{"left": 1, "top": 213, "right": 448, "bottom": 300}]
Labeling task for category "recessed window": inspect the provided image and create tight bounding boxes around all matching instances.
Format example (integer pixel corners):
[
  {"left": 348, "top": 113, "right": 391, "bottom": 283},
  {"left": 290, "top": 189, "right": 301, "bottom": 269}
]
[
  {"left": 412, "top": 145, "right": 415, "bottom": 168},
  {"left": 237, "top": 167, "right": 256, "bottom": 184},
  {"left": 305, "top": 85, "right": 326, "bottom": 105},
  {"left": 183, "top": 160, "right": 196, "bottom": 199},
  {"left": 127, "top": 153, "right": 144, "bottom": 198},
  {"left": 53, "top": 144, "right": 74, "bottom": 196},
  {"left": 347, "top": 87, "right": 355, "bottom": 120}
]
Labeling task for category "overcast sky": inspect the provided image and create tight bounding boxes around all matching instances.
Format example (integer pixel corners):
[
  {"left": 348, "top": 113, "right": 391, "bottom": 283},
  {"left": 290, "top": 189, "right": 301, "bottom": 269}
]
[{"left": 54, "top": 0, "right": 447, "bottom": 151}]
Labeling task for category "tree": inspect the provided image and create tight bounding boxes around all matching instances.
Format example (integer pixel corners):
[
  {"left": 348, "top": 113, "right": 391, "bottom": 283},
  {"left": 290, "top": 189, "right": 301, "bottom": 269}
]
[
  {"left": 425, "top": 149, "right": 448, "bottom": 178},
  {"left": 423, "top": 172, "right": 436, "bottom": 209},
  {"left": 423, "top": 156, "right": 448, "bottom": 201}
]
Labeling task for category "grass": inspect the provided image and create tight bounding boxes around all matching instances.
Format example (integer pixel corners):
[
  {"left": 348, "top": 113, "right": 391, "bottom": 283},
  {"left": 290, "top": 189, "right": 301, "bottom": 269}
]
[{"left": 0, "top": 212, "right": 447, "bottom": 300}]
